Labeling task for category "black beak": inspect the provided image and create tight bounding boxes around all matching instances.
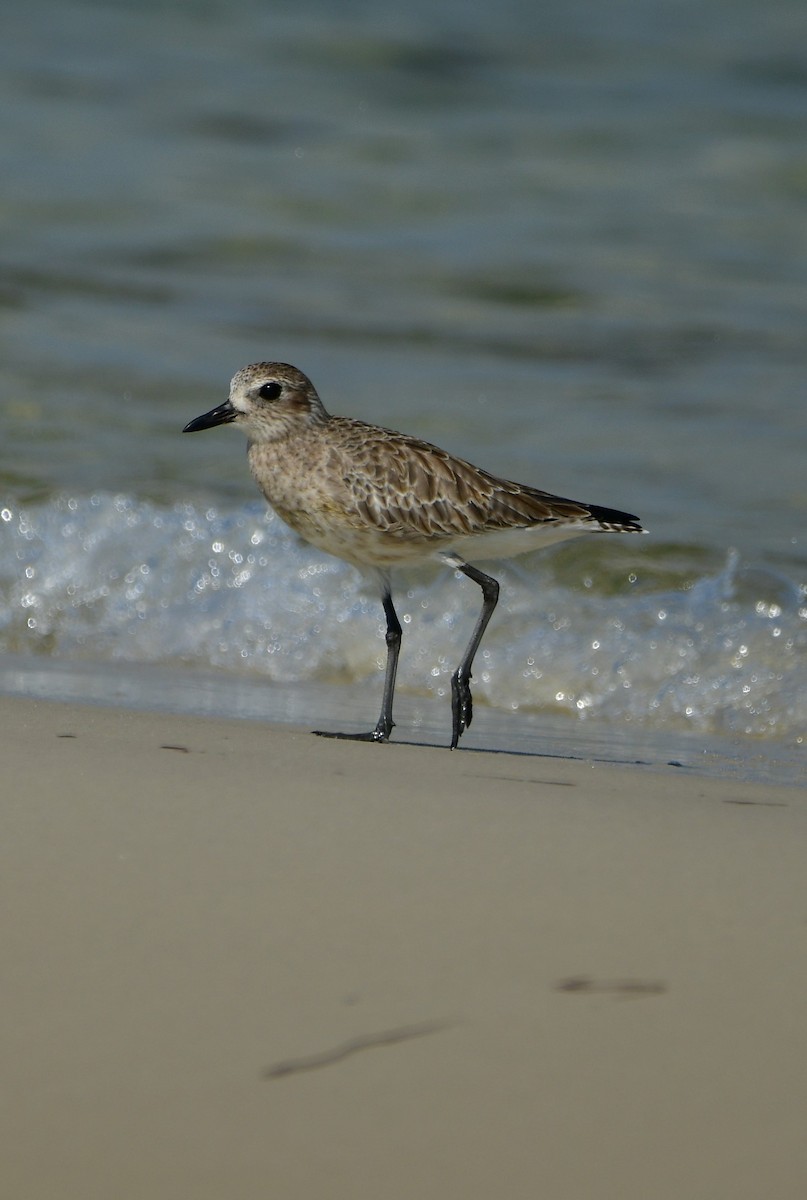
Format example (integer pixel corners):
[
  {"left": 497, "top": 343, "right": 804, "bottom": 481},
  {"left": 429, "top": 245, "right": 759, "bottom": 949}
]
[{"left": 183, "top": 400, "right": 237, "bottom": 433}]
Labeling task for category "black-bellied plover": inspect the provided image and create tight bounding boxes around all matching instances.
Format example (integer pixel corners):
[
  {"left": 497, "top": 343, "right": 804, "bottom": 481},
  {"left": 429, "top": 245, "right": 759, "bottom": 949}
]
[{"left": 184, "top": 362, "right": 645, "bottom": 748}]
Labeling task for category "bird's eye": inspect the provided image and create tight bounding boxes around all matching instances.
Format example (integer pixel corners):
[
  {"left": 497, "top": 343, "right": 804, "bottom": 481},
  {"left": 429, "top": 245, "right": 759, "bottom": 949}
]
[{"left": 258, "top": 381, "right": 282, "bottom": 401}]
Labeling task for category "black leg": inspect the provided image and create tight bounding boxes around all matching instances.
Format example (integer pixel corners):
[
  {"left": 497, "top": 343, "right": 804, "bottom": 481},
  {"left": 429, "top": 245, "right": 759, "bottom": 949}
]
[
  {"left": 448, "top": 562, "right": 500, "bottom": 749},
  {"left": 314, "top": 585, "right": 402, "bottom": 743}
]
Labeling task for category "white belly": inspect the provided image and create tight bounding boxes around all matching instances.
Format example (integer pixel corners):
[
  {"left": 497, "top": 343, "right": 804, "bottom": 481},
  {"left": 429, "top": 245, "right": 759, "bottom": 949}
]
[{"left": 296, "top": 515, "right": 598, "bottom": 570}]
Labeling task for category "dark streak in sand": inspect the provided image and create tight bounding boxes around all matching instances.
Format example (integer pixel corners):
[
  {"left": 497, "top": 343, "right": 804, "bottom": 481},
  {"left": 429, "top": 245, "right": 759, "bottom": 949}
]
[
  {"left": 264, "top": 1019, "right": 453, "bottom": 1080},
  {"left": 556, "top": 976, "right": 667, "bottom": 997}
]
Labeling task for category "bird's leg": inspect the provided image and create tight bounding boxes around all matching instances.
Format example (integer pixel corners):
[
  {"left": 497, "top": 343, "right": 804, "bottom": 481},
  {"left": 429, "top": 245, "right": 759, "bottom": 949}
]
[
  {"left": 445, "top": 559, "right": 500, "bottom": 749},
  {"left": 374, "top": 589, "right": 403, "bottom": 739},
  {"left": 314, "top": 586, "right": 402, "bottom": 743}
]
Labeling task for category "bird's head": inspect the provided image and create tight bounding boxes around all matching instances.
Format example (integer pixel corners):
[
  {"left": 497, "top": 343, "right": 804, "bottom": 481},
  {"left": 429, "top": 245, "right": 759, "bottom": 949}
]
[{"left": 183, "top": 362, "right": 328, "bottom": 442}]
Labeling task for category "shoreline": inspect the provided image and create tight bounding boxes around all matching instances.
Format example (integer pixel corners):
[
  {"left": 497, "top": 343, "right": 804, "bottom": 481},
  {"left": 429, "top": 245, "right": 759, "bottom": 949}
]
[
  {"left": 0, "top": 652, "right": 803, "bottom": 787},
  {"left": 4, "top": 692, "right": 806, "bottom": 1198}
]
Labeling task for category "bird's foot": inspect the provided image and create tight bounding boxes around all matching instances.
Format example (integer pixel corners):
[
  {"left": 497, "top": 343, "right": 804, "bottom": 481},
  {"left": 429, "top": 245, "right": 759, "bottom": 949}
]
[
  {"left": 313, "top": 719, "right": 393, "bottom": 744},
  {"left": 449, "top": 668, "right": 473, "bottom": 750}
]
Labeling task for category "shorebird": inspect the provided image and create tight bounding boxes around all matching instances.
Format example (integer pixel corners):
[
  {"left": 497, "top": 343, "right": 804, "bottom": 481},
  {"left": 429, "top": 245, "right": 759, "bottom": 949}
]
[{"left": 184, "top": 362, "right": 645, "bottom": 748}]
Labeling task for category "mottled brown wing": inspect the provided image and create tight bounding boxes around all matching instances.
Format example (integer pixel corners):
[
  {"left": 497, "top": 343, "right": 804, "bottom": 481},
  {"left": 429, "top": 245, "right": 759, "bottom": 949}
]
[{"left": 335, "top": 421, "right": 592, "bottom": 539}]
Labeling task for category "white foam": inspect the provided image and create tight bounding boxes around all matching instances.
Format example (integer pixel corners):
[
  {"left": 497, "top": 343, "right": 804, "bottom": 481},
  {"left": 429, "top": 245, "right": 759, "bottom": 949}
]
[{"left": 1, "top": 494, "right": 804, "bottom": 742}]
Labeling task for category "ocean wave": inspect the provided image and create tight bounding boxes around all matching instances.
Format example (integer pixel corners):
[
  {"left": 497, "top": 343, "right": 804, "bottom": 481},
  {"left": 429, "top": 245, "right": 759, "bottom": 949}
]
[{"left": 1, "top": 493, "right": 804, "bottom": 741}]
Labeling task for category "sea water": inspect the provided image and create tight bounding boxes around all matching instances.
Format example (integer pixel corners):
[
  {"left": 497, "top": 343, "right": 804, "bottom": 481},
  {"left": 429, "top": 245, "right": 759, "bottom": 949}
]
[{"left": 2, "top": 0, "right": 805, "bottom": 781}]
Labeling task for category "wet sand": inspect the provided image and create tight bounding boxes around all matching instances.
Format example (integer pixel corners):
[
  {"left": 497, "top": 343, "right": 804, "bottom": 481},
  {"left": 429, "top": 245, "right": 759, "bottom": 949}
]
[{"left": 3, "top": 694, "right": 805, "bottom": 1199}]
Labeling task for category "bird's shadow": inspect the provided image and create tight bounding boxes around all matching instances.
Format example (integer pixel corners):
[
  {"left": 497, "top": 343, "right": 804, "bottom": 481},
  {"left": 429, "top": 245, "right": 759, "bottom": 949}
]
[{"left": 313, "top": 727, "right": 687, "bottom": 771}]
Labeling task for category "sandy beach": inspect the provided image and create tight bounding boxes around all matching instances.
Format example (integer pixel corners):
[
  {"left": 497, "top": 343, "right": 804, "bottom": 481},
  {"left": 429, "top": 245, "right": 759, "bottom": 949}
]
[{"left": 3, "top": 693, "right": 805, "bottom": 1199}]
